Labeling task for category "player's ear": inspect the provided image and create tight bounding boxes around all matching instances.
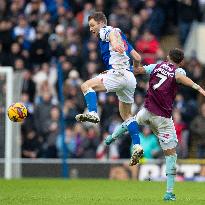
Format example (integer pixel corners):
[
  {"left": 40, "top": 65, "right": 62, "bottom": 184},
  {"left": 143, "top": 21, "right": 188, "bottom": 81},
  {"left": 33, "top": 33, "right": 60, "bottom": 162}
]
[
  {"left": 99, "top": 21, "right": 105, "bottom": 27},
  {"left": 179, "top": 59, "right": 185, "bottom": 67}
]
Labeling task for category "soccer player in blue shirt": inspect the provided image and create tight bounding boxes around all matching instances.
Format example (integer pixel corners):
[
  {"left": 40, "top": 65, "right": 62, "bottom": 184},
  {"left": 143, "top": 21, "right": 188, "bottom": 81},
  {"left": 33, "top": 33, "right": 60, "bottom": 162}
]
[{"left": 75, "top": 12, "right": 143, "bottom": 166}]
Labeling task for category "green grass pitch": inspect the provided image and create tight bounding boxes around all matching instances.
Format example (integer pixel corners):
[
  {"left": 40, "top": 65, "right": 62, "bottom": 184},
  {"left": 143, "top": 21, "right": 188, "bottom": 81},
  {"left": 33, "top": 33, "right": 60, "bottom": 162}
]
[{"left": 1, "top": 179, "right": 205, "bottom": 205}]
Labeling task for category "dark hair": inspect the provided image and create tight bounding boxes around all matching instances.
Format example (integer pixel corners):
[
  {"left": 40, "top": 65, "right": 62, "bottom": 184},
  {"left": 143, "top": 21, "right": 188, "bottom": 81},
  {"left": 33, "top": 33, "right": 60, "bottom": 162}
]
[
  {"left": 169, "top": 48, "right": 184, "bottom": 64},
  {"left": 88, "top": 12, "right": 107, "bottom": 25}
]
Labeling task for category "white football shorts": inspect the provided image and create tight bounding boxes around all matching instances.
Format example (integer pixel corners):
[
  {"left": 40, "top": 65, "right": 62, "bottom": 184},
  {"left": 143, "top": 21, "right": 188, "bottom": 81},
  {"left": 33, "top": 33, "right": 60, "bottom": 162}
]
[
  {"left": 135, "top": 108, "right": 178, "bottom": 150},
  {"left": 96, "top": 69, "right": 136, "bottom": 104}
]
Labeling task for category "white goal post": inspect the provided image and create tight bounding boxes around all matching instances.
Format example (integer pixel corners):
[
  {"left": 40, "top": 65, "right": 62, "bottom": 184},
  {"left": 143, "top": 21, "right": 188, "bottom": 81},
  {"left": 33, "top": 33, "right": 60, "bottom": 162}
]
[{"left": 0, "top": 67, "right": 13, "bottom": 179}]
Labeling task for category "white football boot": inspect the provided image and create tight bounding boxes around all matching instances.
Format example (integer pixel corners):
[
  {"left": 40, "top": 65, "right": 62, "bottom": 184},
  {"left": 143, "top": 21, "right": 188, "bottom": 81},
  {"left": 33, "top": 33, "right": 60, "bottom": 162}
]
[
  {"left": 75, "top": 111, "right": 100, "bottom": 124},
  {"left": 129, "top": 144, "right": 144, "bottom": 166}
]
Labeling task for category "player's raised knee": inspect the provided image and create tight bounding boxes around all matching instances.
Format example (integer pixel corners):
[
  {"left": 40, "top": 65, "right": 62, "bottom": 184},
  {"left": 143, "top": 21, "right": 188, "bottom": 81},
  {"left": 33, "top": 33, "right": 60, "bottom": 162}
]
[{"left": 81, "top": 82, "right": 89, "bottom": 93}]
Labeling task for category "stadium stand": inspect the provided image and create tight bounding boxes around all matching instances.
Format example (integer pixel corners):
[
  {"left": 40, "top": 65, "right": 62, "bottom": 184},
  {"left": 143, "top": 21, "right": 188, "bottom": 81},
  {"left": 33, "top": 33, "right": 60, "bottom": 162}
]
[{"left": 0, "top": 0, "right": 205, "bottom": 160}]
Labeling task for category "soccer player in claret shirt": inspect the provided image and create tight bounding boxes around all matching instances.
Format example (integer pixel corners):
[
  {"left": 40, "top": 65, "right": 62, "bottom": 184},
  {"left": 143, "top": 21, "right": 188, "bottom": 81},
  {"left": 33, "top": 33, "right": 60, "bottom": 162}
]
[
  {"left": 105, "top": 48, "right": 205, "bottom": 201},
  {"left": 75, "top": 12, "right": 143, "bottom": 166}
]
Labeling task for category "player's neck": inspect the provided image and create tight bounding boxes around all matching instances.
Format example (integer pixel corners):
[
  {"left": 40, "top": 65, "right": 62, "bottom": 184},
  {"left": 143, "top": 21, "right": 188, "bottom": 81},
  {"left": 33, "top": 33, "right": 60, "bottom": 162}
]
[{"left": 168, "top": 60, "right": 178, "bottom": 67}]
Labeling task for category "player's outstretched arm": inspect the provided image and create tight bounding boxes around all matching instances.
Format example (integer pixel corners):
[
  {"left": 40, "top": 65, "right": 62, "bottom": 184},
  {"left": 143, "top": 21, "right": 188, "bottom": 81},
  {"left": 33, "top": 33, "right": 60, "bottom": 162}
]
[
  {"left": 109, "top": 30, "right": 125, "bottom": 54},
  {"left": 176, "top": 73, "right": 205, "bottom": 96},
  {"left": 130, "top": 49, "right": 141, "bottom": 69}
]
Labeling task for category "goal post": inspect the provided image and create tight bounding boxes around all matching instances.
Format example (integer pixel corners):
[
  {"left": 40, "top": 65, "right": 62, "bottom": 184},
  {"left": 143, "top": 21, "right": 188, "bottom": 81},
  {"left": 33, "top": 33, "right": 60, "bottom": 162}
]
[{"left": 0, "top": 67, "right": 13, "bottom": 179}]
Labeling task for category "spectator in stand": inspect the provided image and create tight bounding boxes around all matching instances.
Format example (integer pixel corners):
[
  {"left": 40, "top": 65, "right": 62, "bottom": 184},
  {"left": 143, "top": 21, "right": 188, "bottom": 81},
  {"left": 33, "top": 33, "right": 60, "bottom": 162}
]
[
  {"left": 30, "top": 30, "right": 49, "bottom": 65},
  {"left": 80, "top": 126, "right": 100, "bottom": 158},
  {"left": 174, "top": 93, "right": 198, "bottom": 125},
  {"left": 174, "top": 94, "right": 187, "bottom": 113},
  {"left": 64, "top": 71, "right": 85, "bottom": 114},
  {"left": 177, "top": 0, "right": 202, "bottom": 46},
  {"left": 111, "top": 0, "right": 133, "bottom": 34},
  {"left": 34, "top": 92, "right": 54, "bottom": 139},
  {"left": 24, "top": 0, "right": 47, "bottom": 17},
  {"left": 45, "top": 0, "right": 70, "bottom": 22},
  {"left": 190, "top": 103, "right": 205, "bottom": 158},
  {"left": 56, "top": 127, "right": 77, "bottom": 158},
  {"left": 132, "top": 93, "right": 144, "bottom": 115},
  {"left": 173, "top": 109, "right": 189, "bottom": 158},
  {"left": 41, "top": 106, "right": 60, "bottom": 158},
  {"left": 138, "top": 126, "right": 161, "bottom": 159},
  {"left": 65, "top": 28, "right": 82, "bottom": 69},
  {"left": 13, "top": 58, "right": 25, "bottom": 71},
  {"left": 100, "top": 94, "right": 119, "bottom": 129},
  {"left": 96, "top": 132, "right": 119, "bottom": 160},
  {"left": 76, "top": 2, "right": 94, "bottom": 30},
  {"left": 130, "top": 14, "right": 142, "bottom": 44},
  {"left": 82, "top": 61, "right": 98, "bottom": 80},
  {"left": 72, "top": 123, "right": 86, "bottom": 158},
  {"left": 0, "top": 18, "right": 14, "bottom": 66},
  {"left": 65, "top": 9, "right": 79, "bottom": 29},
  {"left": 0, "top": 0, "right": 7, "bottom": 19},
  {"left": 135, "top": 29, "right": 164, "bottom": 64},
  {"left": 144, "top": 0, "right": 165, "bottom": 38},
  {"left": 8, "top": 42, "right": 23, "bottom": 67},
  {"left": 21, "top": 93, "right": 35, "bottom": 140},
  {"left": 63, "top": 98, "right": 79, "bottom": 126},
  {"left": 21, "top": 70, "right": 36, "bottom": 102},
  {"left": 95, "top": 0, "right": 105, "bottom": 12},
  {"left": 33, "top": 62, "right": 57, "bottom": 102},
  {"left": 138, "top": 8, "right": 151, "bottom": 33},
  {"left": 179, "top": 58, "right": 204, "bottom": 102},
  {"left": 8, "top": 0, "right": 24, "bottom": 23},
  {"left": 58, "top": 60, "right": 73, "bottom": 83},
  {"left": 108, "top": 13, "right": 118, "bottom": 28},
  {"left": 55, "top": 6, "right": 69, "bottom": 28},
  {"left": 22, "top": 129, "right": 41, "bottom": 158},
  {"left": 47, "top": 33, "right": 65, "bottom": 60},
  {"left": 21, "top": 102, "right": 34, "bottom": 134},
  {"left": 54, "top": 24, "right": 66, "bottom": 46},
  {"left": 13, "top": 15, "right": 36, "bottom": 50},
  {"left": 66, "top": 70, "right": 83, "bottom": 87}
]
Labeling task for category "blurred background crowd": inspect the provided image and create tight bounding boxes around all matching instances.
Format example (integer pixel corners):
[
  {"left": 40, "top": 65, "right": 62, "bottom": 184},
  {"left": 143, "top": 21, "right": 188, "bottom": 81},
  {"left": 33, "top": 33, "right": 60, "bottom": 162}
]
[{"left": 0, "top": 0, "right": 205, "bottom": 160}]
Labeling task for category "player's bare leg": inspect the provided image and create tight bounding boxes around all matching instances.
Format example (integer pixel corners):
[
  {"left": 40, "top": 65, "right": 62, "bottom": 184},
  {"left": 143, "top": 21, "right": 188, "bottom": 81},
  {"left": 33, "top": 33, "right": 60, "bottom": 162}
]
[{"left": 75, "top": 78, "right": 106, "bottom": 123}]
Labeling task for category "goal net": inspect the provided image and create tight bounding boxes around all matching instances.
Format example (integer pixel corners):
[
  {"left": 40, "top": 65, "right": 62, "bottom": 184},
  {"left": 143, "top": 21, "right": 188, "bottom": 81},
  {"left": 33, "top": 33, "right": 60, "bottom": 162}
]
[{"left": 0, "top": 67, "right": 22, "bottom": 179}]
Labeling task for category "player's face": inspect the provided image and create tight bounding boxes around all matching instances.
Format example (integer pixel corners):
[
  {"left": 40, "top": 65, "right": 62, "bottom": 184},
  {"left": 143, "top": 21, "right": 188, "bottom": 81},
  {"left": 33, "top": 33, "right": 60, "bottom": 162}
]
[{"left": 88, "top": 19, "right": 103, "bottom": 36}]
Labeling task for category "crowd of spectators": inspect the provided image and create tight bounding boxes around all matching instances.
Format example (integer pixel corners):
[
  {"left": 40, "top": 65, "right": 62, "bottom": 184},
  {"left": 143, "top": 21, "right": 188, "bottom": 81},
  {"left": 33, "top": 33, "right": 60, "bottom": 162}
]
[{"left": 0, "top": 0, "right": 205, "bottom": 160}]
